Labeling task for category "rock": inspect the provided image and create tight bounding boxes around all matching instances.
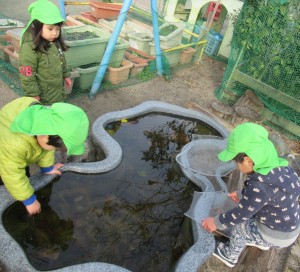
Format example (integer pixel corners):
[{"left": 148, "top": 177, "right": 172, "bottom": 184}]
[
  {"left": 211, "top": 100, "right": 234, "bottom": 121},
  {"left": 233, "top": 90, "right": 264, "bottom": 120},
  {"left": 269, "top": 133, "right": 291, "bottom": 156}
]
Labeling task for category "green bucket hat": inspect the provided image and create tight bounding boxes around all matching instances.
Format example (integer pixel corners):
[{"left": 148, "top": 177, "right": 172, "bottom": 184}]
[
  {"left": 10, "top": 103, "right": 89, "bottom": 155},
  {"left": 218, "top": 122, "right": 288, "bottom": 175},
  {"left": 28, "top": 0, "right": 65, "bottom": 25},
  {"left": 22, "top": 0, "right": 65, "bottom": 42}
]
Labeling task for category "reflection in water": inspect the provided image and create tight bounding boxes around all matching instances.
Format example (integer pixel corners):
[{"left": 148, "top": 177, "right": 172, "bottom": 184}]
[{"left": 3, "top": 113, "right": 220, "bottom": 271}]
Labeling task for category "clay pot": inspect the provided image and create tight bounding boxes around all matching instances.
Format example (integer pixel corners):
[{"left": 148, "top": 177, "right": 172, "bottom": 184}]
[
  {"left": 105, "top": 59, "right": 133, "bottom": 84},
  {"left": 179, "top": 47, "right": 196, "bottom": 65}
]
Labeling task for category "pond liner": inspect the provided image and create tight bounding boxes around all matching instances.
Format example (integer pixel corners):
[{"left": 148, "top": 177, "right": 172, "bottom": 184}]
[{"left": 0, "top": 101, "right": 230, "bottom": 272}]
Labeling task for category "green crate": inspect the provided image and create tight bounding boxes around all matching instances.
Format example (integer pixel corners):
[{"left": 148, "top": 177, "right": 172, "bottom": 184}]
[
  {"left": 74, "top": 64, "right": 99, "bottom": 90},
  {"left": 62, "top": 25, "right": 110, "bottom": 68},
  {"left": 106, "top": 37, "right": 130, "bottom": 68},
  {"left": 127, "top": 32, "right": 152, "bottom": 55}
]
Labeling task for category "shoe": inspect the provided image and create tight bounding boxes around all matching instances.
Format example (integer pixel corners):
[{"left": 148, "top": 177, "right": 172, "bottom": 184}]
[
  {"left": 213, "top": 241, "right": 238, "bottom": 268},
  {"left": 246, "top": 243, "right": 270, "bottom": 250}
]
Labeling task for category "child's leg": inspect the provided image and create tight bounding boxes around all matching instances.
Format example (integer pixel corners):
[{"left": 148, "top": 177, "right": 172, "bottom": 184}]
[{"left": 222, "top": 217, "right": 272, "bottom": 260}]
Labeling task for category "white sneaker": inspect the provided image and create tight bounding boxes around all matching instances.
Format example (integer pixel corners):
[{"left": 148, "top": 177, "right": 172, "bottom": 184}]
[{"left": 246, "top": 243, "right": 270, "bottom": 250}]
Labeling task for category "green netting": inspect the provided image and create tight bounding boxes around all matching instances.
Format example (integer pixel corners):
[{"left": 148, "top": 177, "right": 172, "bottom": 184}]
[{"left": 215, "top": 0, "right": 300, "bottom": 137}]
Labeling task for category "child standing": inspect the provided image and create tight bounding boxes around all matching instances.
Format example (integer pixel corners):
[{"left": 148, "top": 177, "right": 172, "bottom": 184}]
[
  {"left": 202, "top": 122, "right": 300, "bottom": 267},
  {"left": 19, "top": 0, "right": 71, "bottom": 105},
  {"left": 0, "top": 97, "right": 89, "bottom": 215}
]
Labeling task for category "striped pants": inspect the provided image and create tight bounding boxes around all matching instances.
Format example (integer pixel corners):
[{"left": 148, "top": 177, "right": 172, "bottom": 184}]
[{"left": 221, "top": 217, "right": 273, "bottom": 260}]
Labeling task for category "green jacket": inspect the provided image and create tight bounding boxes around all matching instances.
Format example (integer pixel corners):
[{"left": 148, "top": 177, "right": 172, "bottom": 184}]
[
  {"left": 0, "top": 97, "right": 54, "bottom": 201},
  {"left": 19, "top": 32, "right": 70, "bottom": 105}
]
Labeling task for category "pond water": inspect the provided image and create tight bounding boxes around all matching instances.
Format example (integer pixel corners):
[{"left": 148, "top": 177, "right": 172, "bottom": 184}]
[{"left": 3, "top": 113, "right": 220, "bottom": 271}]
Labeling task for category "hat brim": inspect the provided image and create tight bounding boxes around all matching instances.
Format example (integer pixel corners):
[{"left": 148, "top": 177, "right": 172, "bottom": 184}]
[
  {"left": 38, "top": 16, "right": 65, "bottom": 25},
  {"left": 218, "top": 149, "right": 237, "bottom": 162}
]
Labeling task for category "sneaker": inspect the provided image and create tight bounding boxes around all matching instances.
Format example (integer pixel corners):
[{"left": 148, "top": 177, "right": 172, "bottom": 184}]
[
  {"left": 246, "top": 243, "right": 270, "bottom": 250},
  {"left": 213, "top": 241, "right": 238, "bottom": 268}
]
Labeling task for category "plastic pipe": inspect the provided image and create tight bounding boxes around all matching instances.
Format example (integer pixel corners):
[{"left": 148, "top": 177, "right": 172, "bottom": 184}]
[
  {"left": 89, "top": 0, "right": 133, "bottom": 98},
  {"left": 57, "top": 0, "right": 66, "bottom": 19},
  {"left": 151, "top": 0, "right": 163, "bottom": 76}
]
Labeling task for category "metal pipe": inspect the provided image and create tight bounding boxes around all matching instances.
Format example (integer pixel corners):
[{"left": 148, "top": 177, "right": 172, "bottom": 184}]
[
  {"left": 89, "top": 0, "right": 133, "bottom": 98},
  {"left": 57, "top": 0, "right": 66, "bottom": 19},
  {"left": 151, "top": 0, "right": 163, "bottom": 76},
  {"left": 163, "top": 40, "right": 207, "bottom": 52},
  {"left": 64, "top": 2, "right": 89, "bottom": 5}
]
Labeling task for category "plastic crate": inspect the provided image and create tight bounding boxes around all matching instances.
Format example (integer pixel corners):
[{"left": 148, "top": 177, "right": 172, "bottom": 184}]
[
  {"left": 62, "top": 25, "right": 110, "bottom": 68},
  {"left": 204, "top": 31, "right": 223, "bottom": 56},
  {"left": 74, "top": 64, "right": 99, "bottom": 90},
  {"left": 127, "top": 32, "right": 152, "bottom": 55},
  {"left": 149, "top": 42, "right": 181, "bottom": 68},
  {"left": 0, "top": 19, "right": 24, "bottom": 31},
  {"left": 107, "top": 37, "right": 130, "bottom": 68},
  {"left": 149, "top": 22, "right": 186, "bottom": 48}
]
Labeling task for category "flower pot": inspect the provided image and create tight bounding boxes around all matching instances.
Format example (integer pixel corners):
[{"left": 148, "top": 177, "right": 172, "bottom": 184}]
[
  {"left": 89, "top": 1, "right": 122, "bottom": 20},
  {"left": 62, "top": 25, "right": 110, "bottom": 68},
  {"left": 129, "top": 57, "right": 148, "bottom": 77},
  {"left": 127, "top": 32, "right": 153, "bottom": 55},
  {"left": 179, "top": 47, "right": 196, "bottom": 65},
  {"left": 124, "top": 47, "right": 155, "bottom": 64},
  {"left": 80, "top": 12, "right": 98, "bottom": 23},
  {"left": 3, "top": 46, "right": 19, "bottom": 69},
  {"left": 0, "top": 19, "right": 24, "bottom": 31},
  {"left": 6, "top": 28, "right": 24, "bottom": 54},
  {"left": 105, "top": 59, "right": 133, "bottom": 84},
  {"left": 0, "top": 45, "right": 11, "bottom": 61},
  {"left": 64, "top": 16, "right": 85, "bottom": 26},
  {"left": 96, "top": 19, "right": 128, "bottom": 39}
]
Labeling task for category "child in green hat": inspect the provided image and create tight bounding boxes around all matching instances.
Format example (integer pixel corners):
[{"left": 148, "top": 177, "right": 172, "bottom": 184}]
[
  {"left": 202, "top": 122, "right": 300, "bottom": 267},
  {"left": 0, "top": 97, "right": 89, "bottom": 215},
  {"left": 19, "top": 0, "right": 71, "bottom": 105}
]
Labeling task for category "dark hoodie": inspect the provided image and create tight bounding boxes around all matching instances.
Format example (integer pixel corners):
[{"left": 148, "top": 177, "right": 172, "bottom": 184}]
[{"left": 215, "top": 166, "right": 300, "bottom": 246}]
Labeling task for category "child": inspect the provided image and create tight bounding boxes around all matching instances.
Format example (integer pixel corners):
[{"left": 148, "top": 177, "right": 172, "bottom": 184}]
[
  {"left": 202, "top": 122, "right": 300, "bottom": 267},
  {"left": 0, "top": 97, "right": 89, "bottom": 215},
  {"left": 19, "top": 0, "right": 71, "bottom": 105}
]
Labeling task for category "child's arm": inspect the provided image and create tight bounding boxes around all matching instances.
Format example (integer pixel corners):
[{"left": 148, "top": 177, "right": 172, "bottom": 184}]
[
  {"left": 41, "top": 163, "right": 64, "bottom": 175},
  {"left": 19, "top": 43, "right": 41, "bottom": 98},
  {"left": 64, "top": 77, "right": 72, "bottom": 87},
  {"left": 37, "top": 151, "right": 64, "bottom": 175},
  {"left": 0, "top": 155, "right": 38, "bottom": 213}
]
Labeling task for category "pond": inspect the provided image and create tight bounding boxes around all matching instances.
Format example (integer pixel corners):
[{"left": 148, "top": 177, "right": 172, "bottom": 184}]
[{"left": 3, "top": 113, "right": 221, "bottom": 271}]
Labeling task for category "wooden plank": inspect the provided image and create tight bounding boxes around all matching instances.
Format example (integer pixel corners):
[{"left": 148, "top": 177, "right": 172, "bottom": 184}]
[
  {"left": 260, "top": 108, "right": 300, "bottom": 137},
  {"left": 232, "top": 70, "right": 300, "bottom": 113}
]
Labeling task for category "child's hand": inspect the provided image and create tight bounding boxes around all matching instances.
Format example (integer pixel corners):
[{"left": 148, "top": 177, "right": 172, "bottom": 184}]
[
  {"left": 26, "top": 199, "right": 41, "bottom": 215},
  {"left": 228, "top": 191, "right": 239, "bottom": 203},
  {"left": 64, "top": 77, "right": 72, "bottom": 87},
  {"left": 32, "top": 96, "right": 40, "bottom": 100},
  {"left": 45, "top": 163, "right": 64, "bottom": 175},
  {"left": 202, "top": 217, "right": 217, "bottom": 232}
]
